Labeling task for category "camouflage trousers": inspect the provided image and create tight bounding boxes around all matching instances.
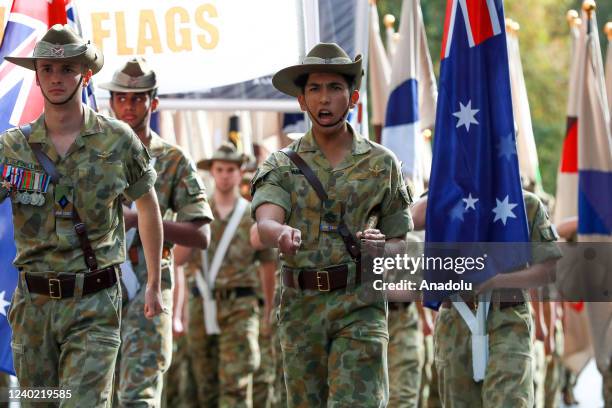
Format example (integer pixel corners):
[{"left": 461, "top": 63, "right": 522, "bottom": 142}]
[
  {"left": 187, "top": 289, "right": 260, "bottom": 408},
  {"left": 419, "top": 334, "right": 442, "bottom": 408},
  {"left": 162, "top": 335, "right": 198, "bottom": 408},
  {"left": 9, "top": 273, "right": 121, "bottom": 408},
  {"left": 434, "top": 302, "right": 534, "bottom": 408},
  {"left": 543, "top": 320, "right": 564, "bottom": 408},
  {"left": 278, "top": 284, "right": 389, "bottom": 407},
  {"left": 114, "top": 285, "right": 173, "bottom": 407},
  {"left": 253, "top": 305, "right": 275, "bottom": 408},
  {"left": 387, "top": 303, "right": 423, "bottom": 408},
  {"left": 533, "top": 340, "right": 546, "bottom": 407}
]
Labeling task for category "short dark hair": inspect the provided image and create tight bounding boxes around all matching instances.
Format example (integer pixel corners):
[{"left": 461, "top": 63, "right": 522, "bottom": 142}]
[{"left": 294, "top": 73, "right": 355, "bottom": 94}]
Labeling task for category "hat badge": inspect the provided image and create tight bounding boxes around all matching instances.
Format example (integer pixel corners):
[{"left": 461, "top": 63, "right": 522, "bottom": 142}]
[{"left": 51, "top": 45, "right": 64, "bottom": 57}]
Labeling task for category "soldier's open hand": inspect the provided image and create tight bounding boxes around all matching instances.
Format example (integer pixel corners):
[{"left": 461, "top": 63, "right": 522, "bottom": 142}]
[
  {"left": 278, "top": 226, "right": 301, "bottom": 256},
  {"left": 144, "top": 284, "right": 164, "bottom": 319}
]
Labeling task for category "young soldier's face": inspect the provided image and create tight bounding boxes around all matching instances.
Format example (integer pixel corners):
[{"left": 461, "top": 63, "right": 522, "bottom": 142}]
[
  {"left": 110, "top": 91, "right": 158, "bottom": 131},
  {"left": 298, "top": 72, "right": 357, "bottom": 128},
  {"left": 35, "top": 59, "right": 90, "bottom": 104},
  {"left": 210, "top": 161, "right": 242, "bottom": 194}
]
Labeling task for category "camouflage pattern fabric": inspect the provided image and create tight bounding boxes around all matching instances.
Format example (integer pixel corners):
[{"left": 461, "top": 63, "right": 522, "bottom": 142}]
[
  {"left": 115, "top": 287, "right": 173, "bottom": 407},
  {"left": 162, "top": 335, "right": 198, "bottom": 408},
  {"left": 252, "top": 309, "right": 275, "bottom": 408},
  {"left": 185, "top": 279, "right": 219, "bottom": 408},
  {"left": 271, "top": 270, "right": 287, "bottom": 408},
  {"left": 251, "top": 125, "right": 412, "bottom": 407},
  {"left": 433, "top": 191, "right": 562, "bottom": 408},
  {"left": 1, "top": 107, "right": 155, "bottom": 407},
  {"left": 127, "top": 131, "right": 212, "bottom": 286},
  {"left": 205, "top": 198, "right": 275, "bottom": 289},
  {"left": 419, "top": 334, "right": 443, "bottom": 408},
  {"left": 9, "top": 281, "right": 122, "bottom": 408},
  {"left": 251, "top": 125, "right": 413, "bottom": 270},
  {"left": 533, "top": 340, "right": 546, "bottom": 408},
  {"left": 0, "top": 107, "right": 155, "bottom": 272},
  {"left": 543, "top": 319, "right": 564, "bottom": 408},
  {"left": 387, "top": 302, "right": 424, "bottom": 408},
  {"left": 115, "top": 131, "right": 211, "bottom": 407}
]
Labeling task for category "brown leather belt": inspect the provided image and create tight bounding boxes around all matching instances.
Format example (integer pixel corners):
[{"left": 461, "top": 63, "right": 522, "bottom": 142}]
[
  {"left": 25, "top": 265, "right": 118, "bottom": 299},
  {"left": 441, "top": 290, "right": 525, "bottom": 310},
  {"left": 282, "top": 264, "right": 350, "bottom": 292}
]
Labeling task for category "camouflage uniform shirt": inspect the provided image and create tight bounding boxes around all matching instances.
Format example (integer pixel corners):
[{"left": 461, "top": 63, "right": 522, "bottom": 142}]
[
  {"left": 0, "top": 106, "right": 155, "bottom": 272},
  {"left": 186, "top": 197, "right": 275, "bottom": 289},
  {"left": 128, "top": 131, "right": 213, "bottom": 286},
  {"left": 251, "top": 125, "right": 413, "bottom": 270}
]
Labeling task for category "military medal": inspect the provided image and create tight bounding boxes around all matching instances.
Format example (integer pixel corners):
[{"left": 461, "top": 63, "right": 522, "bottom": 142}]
[{"left": 21, "top": 191, "right": 31, "bottom": 205}]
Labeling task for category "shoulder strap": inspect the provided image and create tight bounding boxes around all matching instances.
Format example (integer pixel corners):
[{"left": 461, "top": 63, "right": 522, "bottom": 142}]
[
  {"left": 280, "top": 147, "right": 360, "bottom": 259},
  {"left": 20, "top": 124, "right": 98, "bottom": 271},
  {"left": 203, "top": 197, "right": 249, "bottom": 288}
]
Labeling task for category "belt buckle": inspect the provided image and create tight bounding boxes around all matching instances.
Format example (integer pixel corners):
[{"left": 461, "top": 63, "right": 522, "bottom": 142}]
[
  {"left": 316, "top": 270, "right": 330, "bottom": 292},
  {"left": 48, "top": 278, "right": 62, "bottom": 299}
]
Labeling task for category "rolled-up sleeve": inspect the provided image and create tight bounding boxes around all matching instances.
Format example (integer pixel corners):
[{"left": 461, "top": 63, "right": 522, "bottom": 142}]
[
  {"left": 172, "top": 156, "right": 213, "bottom": 223},
  {"left": 122, "top": 130, "right": 156, "bottom": 201},
  {"left": 378, "top": 156, "right": 413, "bottom": 239},
  {"left": 250, "top": 154, "right": 291, "bottom": 221}
]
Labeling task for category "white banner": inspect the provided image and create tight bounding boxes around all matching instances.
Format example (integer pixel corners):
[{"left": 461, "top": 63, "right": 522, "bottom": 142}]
[{"left": 77, "top": 0, "right": 301, "bottom": 95}]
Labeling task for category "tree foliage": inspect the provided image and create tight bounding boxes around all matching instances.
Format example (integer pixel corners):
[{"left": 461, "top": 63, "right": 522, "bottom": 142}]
[{"left": 375, "top": 0, "right": 612, "bottom": 194}]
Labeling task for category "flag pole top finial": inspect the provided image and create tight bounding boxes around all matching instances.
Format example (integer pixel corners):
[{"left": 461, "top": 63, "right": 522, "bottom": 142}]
[
  {"left": 505, "top": 18, "right": 520, "bottom": 33},
  {"left": 383, "top": 14, "right": 395, "bottom": 29},
  {"left": 422, "top": 129, "right": 433, "bottom": 140},
  {"left": 566, "top": 10, "right": 579, "bottom": 25},
  {"left": 582, "top": 0, "right": 596, "bottom": 14},
  {"left": 368, "top": 0, "right": 376, "bottom": 5},
  {"left": 604, "top": 22, "right": 612, "bottom": 39}
]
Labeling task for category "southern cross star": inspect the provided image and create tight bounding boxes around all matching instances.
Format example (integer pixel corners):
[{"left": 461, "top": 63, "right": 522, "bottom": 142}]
[
  {"left": 463, "top": 193, "right": 479, "bottom": 211},
  {"left": 492, "top": 195, "right": 518, "bottom": 225},
  {"left": 452, "top": 100, "right": 479, "bottom": 132}
]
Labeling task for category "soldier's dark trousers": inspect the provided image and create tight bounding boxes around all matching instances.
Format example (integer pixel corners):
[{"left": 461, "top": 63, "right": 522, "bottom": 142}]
[{"left": 9, "top": 274, "right": 121, "bottom": 408}]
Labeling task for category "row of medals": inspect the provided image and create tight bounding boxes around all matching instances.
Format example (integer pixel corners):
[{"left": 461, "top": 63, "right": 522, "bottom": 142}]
[{"left": 15, "top": 190, "right": 46, "bottom": 206}]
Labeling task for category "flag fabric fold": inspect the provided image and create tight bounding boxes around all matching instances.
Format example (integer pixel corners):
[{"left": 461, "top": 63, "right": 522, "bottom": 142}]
[
  {"left": 506, "top": 23, "right": 541, "bottom": 190},
  {"left": 368, "top": 2, "right": 390, "bottom": 128}
]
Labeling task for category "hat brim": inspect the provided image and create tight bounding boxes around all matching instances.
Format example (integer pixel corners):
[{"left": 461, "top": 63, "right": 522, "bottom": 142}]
[
  {"left": 272, "top": 56, "right": 362, "bottom": 97},
  {"left": 4, "top": 47, "right": 104, "bottom": 75},
  {"left": 197, "top": 157, "right": 245, "bottom": 171},
  {"left": 97, "top": 82, "right": 157, "bottom": 93}
]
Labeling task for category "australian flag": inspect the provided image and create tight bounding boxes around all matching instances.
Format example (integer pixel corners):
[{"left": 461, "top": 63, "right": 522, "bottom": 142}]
[
  {"left": 0, "top": 0, "right": 67, "bottom": 375},
  {"left": 424, "top": 0, "right": 530, "bottom": 302}
]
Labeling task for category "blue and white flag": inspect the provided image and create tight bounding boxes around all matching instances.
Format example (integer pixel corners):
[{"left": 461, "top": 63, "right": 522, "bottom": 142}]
[
  {"left": 0, "top": 201, "right": 17, "bottom": 375},
  {"left": 381, "top": 0, "right": 434, "bottom": 195},
  {"left": 425, "top": 0, "right": 530, "bottom": 299}
]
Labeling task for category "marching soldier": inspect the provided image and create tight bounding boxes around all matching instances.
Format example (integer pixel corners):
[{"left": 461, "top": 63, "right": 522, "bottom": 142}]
[
  {"left": 177, "top": 143, "right": 276, "bottom": 407},
  {"left": 251, "top": 42, "right": 413, "bottom": 407},
  {"left": 99, "top": 57, "right": 213, "bottom": 407},
  {"left": 1, "top": 25, "right": 164, "bottom": 406},
  {"left": 412, "top": 191, "right": 561, "bottom": 407}
]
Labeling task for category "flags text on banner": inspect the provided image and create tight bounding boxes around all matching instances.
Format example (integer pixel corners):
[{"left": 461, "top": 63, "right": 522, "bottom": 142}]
[
  {"left": 381, "top": 0, "right": 430, "bottom": 195},
  {"left": 77, "top": 0, "right": 301, "bottom": 96},
  {"left": 424, "top": 0, "right": 530, "bottom": 302},
  {"left": 0, "top": 0, "right": 67, "bottom": 375}
]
